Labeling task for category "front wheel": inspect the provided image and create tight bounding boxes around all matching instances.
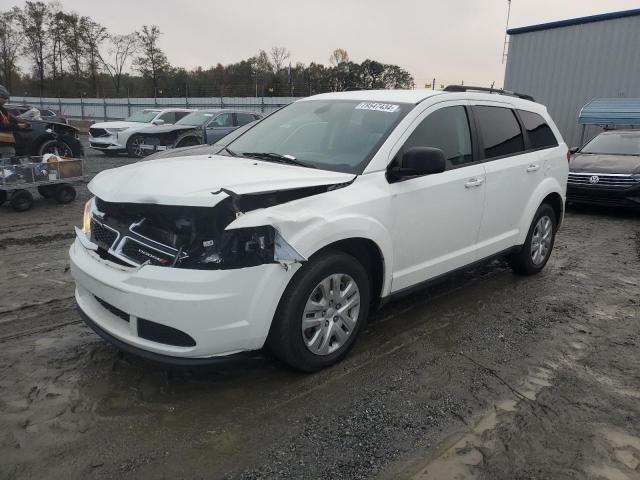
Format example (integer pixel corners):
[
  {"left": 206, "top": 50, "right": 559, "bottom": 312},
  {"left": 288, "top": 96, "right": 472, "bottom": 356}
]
[
  {"left": 508, "top": 204, "right": 557, "bottom": 275},
  {"left": 267, "top": 251, "right": 370, "bottom": 372},
  {"left": 38, "top": 138, "right": 74, "bottom": 157},
  {"left": 126, "top": 134, "right": 146, "bottom": 158}
]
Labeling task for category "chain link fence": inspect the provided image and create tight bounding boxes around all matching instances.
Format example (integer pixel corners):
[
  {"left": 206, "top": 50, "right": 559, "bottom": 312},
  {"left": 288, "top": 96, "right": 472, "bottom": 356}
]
[{"left": 11, "top": 96, "right": 303, "bottom": 121}]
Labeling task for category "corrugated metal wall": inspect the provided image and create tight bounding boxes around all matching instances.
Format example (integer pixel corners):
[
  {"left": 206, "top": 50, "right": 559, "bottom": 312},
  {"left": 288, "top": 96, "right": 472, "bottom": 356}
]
[{"left": 504, "top": 14, "right": 640, "bottom": 146}]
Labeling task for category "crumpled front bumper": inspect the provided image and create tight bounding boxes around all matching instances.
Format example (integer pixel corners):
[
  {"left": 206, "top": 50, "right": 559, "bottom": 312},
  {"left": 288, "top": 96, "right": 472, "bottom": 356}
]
[{"left": 69, "top": 237, "right": 296, "bottom": 361}]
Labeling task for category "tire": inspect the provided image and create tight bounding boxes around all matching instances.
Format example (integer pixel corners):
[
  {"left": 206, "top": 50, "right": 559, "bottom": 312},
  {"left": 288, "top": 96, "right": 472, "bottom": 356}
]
[
  {"left": 0, "top": 190, "right": 6, "bottom": 206},
  {"left": 508, "top": 204, "right": 557, "bottom": 275},
  {"left": 267, "top": 251, "right": 371, "bottom": 372},
  {"left": 10, "top": 189, "right": 33, "bottom": 212},
  {"left": 54, "top": 184, "right": 76, "bottom": 204},
  {"left": 126, "top": 134, "right": 147, "bottom": 158},
  {"left": 37, "top": 185, "right": 55, "bottom": 198},
  {"left": 38, "top": 138, "right": 74, "bottom": 157}
]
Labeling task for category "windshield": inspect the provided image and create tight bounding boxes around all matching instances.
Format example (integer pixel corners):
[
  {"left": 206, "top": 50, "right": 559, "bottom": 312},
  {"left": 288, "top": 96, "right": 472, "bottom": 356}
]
[
  {"left": 176, "top": 111, "right": 216, "bottom": 127},
  {"left": 581, "top": 132, "right": 640, "bottom": 156},
  {"left": 125, "top": 110, "right": 160, "bottom": 123},
  {"left": 227, "top": 100, "right": 411, "bottom": 173}
]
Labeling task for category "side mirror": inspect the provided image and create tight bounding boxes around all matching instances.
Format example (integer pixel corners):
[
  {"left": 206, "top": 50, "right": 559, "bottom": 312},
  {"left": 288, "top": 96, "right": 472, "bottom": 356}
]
[
  {"left": 569, "top": 147, "right": 579, "bottom": 154},
  {"left": 152, "top": 119, "right": 165, "bottom": 126},
  {"left": 390, "top": 147, "right": 447, "bottom": 180}
]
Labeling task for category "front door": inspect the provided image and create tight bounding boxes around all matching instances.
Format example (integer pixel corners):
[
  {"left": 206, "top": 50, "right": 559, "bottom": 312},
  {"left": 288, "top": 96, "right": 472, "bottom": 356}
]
[
  {"left": 389, "top": 103, "right": 486, "bottom": 292},
  {"left": 205, "top": 112, "right": 236, "bottom": 143}
]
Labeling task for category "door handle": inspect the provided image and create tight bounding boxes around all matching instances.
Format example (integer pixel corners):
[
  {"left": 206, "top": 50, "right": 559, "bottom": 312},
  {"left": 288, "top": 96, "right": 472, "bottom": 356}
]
[
  {"left": 526, "top": 164, "right": 540, "bottom": 172},
  {"left": 465, "top": 177, "right": 484, "bottom": 188}
]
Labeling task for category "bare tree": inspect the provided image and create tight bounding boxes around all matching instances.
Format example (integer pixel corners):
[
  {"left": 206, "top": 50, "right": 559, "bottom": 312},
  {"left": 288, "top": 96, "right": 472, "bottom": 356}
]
[
  {"left": 269, "top": 46, "right": 290, "bottom": 74},
  {"left": 49, "top": 8, "right": 66, "bottom": 86},
  {"left": 61, "top": 12, "right": 85, "bottom": 78},
  {"left": 18, "top": 1, "right": 49, "bottom": 95},
  {"left": 135, "top": 25, "right": 170, "bottom": 96},
  {"left": 0, "top": 7, "right": 23, "bottom": 89},
  {"left": 329, "top": 48, "right": 349, "bottom": 66},
  {"left": 100, "top": 33, "right": 138, "bottom": 95},
  {"left": 81, "top": 18, "right": 108, "bottom": 96}
]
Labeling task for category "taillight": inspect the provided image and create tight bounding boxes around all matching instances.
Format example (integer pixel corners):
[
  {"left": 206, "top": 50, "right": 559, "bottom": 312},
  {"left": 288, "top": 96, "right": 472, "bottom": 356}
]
[{"left": 566, "top": 150, "right": 571, "bottom": 163}]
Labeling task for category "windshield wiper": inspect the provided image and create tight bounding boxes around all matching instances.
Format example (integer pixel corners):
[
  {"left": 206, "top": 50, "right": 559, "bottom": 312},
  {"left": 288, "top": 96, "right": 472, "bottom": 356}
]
[{"left": 240, "top": 152, "right": 315, "bottom": 168}]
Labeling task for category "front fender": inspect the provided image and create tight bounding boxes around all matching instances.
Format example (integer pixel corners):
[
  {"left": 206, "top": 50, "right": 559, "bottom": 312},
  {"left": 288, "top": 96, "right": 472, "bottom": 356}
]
[
  {"left": 228, "top": 209, "right": 395, "bottom": 297},
  {"left": 517, "top": 177, "right": 565, "bottom": 245}
]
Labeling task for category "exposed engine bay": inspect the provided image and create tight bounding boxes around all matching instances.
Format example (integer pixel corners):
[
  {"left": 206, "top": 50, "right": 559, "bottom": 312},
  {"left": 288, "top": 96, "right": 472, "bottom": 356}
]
[{"left": 87, "top": 183, "right": 347, "bottom": 270}]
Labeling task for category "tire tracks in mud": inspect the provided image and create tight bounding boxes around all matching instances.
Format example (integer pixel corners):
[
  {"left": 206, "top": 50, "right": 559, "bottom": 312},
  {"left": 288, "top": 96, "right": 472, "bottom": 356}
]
[{"left": 0, "top": 231, "right": 76, "bottom": 250}]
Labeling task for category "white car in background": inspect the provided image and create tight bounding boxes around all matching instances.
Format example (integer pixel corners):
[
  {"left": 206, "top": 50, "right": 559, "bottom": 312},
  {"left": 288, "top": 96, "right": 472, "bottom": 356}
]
[{"left": 89, "top": 108, "right": 193, "bottom": 157}]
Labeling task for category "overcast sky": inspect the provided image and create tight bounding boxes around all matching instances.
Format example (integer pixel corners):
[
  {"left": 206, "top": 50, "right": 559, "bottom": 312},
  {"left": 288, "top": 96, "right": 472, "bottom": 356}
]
[{"left": 18, "top": 0, "right": 640, "bottom": 87}]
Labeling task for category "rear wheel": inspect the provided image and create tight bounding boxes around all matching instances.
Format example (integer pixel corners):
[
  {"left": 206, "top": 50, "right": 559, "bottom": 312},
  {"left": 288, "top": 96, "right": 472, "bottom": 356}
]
[
  {"left": 37, "top": 185, "right": 55, "bottom": 198},
  {"left": 267, "top": 251, "right": 370, "bottom": 372},
  {"left": 126, "top": 134, "right": 146, "bottom": 158},
  {"left": 10, "top": 189, "right": 34, "bottom": 212},
  {"left": 508, "top": 204, "right": 557, "bottom": 275},
  {"left": 54, "top": 184, "right": 76, "bottom": 204}
]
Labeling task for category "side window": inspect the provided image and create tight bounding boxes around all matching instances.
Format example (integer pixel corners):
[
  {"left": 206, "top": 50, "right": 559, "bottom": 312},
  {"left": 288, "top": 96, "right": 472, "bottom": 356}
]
[
  {"left": 401, "top": 105, "right": 473, "bottom": 168},
  {"left": 474, "top": 106, "right": 524, "bottom": 159},
  {"left": 210, "top": 113, "right": 233, "bottom": 128},
  {"left": 236, "top": 112, "right": 256, "bottom": 126},
  {"left": 158, "top": 112, "right": 176, "bottom": 123},
  {"left": 174, "top": 111, "right": 190, "bottom": 121},
  {"left": 518, "top": 110, "right": 558, "bottom": 150}
]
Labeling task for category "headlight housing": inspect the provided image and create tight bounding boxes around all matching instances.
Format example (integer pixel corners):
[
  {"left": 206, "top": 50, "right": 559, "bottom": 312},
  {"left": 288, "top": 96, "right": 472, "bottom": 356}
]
[
  {"left": 106, "top": 127, "right": 128, "bottom": 134},
  {"left": 82, "top": 197, "right": 95, "bottom": 236},
  {"left": 184, "top": 226, "right": 305, "bottom": 270}
]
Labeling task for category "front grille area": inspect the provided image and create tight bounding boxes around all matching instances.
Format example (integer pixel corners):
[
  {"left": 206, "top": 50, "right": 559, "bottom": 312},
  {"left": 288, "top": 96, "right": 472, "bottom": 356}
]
[
  {"left": 568, "top": 173, "right": 640, "bottom": 188},
  {"left": 91, "top": 219, "right": 118, "bottom": 250},
  {"left": 95, "top": 296, "right": 129, "bottom": 322},
  {"left": 121, "top": 238, "right": 174, "bottom": 266},
  {"left": 89, "top": 127, "right": 108, "bottom": 138},
  {"left": 138, "top": 319, "right": 196, "bottom": 347}
]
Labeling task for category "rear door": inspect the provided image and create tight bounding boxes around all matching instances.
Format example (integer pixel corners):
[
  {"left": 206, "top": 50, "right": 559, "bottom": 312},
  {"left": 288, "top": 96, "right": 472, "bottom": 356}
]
[
  {"left": 388, "top": 101, "right": 487, "bottom": 291},
  {"left": 472, "top": 104, "right": 547, "bottom": 258}
]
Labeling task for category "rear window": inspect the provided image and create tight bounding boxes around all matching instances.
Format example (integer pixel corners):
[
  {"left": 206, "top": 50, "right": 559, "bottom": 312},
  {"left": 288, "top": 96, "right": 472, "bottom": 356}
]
[
  {"left": 518, "top": 110, "right": 557, "bottom": 150},
  {"left": 474, "top": 106, "right": 525, "bottom": 159}
]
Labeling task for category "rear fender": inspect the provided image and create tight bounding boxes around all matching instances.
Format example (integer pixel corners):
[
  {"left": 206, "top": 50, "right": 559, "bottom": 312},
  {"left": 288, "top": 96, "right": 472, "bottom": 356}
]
[{"left": 517, "top": 177, "right": 565, "bottom": 245}]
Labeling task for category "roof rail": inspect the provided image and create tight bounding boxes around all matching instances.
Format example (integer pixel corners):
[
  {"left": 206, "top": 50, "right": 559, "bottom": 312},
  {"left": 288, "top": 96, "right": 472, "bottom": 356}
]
[{"left": 443, "top": 85, "right": 535, "bottom": 102}]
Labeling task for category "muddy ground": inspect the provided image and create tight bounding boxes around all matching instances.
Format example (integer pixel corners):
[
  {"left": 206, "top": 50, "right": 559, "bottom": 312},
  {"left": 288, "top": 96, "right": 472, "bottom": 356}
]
[{"left": 1, "top": 145, "right": 639, "bottom": 480}]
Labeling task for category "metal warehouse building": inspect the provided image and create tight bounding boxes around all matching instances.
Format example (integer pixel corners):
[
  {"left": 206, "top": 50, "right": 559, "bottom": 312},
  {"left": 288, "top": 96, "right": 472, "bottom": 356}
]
[{"left": 504, "top": 8, "right": 640, "bottom": 147}]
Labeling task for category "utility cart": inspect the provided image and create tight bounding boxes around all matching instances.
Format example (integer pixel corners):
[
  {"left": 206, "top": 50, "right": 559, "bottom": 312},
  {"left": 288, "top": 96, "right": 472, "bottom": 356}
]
[{"left": 0, "top": 155, "right": 86, "bottom": 212}]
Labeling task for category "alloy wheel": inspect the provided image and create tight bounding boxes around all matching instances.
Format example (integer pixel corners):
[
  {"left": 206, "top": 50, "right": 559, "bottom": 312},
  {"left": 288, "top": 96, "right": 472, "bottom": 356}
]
[
  {"left": 531, "top": 215, "right": 553, "bottom": 265},
  {"left": 301, "top": 273, "right": 361, "bottom": 356}
]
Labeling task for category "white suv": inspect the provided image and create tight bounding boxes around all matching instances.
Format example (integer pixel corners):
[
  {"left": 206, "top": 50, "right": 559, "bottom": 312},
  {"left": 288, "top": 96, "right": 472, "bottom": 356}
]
[
  {"left": 70, "top": 87, "right": 568, "bottom": 371},
  {"left": 89, "top": 108, "right": 193, "bottom": 157}
]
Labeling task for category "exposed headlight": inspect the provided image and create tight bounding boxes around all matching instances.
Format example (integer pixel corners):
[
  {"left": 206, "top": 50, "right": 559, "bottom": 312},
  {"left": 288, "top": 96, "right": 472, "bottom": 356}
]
[
  {"left": 184, "top": 226, "right": 305, "bottom": 270},
  {"left": 82, "top": 197, "right": 95, "bottom": 235}
]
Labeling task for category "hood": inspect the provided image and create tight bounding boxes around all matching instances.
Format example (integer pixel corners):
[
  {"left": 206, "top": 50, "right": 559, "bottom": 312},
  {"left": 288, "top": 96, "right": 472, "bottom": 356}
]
[
  {"left": 89, "top": 154, "right": 355, "bottom": 207},
  {"left": 136, "top": 124, "right": 198, "bottom": 135},
  {"left": 91, "top": 121, "right": 151, "bottom": 130},
  {"left": 570, "top": 153, "right": 640, "bottom": 175}
]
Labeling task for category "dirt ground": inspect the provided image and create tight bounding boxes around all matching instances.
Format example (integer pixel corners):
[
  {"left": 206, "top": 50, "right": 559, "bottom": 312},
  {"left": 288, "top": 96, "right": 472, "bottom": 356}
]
[{"left": 1, "top": 145, "right": 639, "bottom": 480}]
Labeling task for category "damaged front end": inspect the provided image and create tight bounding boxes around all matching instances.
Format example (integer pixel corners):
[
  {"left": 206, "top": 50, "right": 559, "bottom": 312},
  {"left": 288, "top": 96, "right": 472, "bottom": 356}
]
[{"left": 77, "top": 188, "right": 318, "bottom": 271}]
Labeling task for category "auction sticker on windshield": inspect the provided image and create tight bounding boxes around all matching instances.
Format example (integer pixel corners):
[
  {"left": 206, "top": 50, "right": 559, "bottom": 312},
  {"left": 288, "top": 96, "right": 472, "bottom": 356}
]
[{"left": 355, "top": 102, "right": 400, "bottom": 113}]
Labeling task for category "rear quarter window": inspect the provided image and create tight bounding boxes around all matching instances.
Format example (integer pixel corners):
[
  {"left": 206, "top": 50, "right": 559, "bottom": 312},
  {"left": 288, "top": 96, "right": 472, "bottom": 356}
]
[
  {"left": 518, "top": 110, "right": 558, "bottom": 150},
  {"left": 474, "top": 106, "right": 525, "bottom": 160}
]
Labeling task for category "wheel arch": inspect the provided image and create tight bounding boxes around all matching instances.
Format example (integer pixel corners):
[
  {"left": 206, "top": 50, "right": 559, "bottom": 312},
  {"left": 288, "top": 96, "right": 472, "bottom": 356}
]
[
  {"left": 309, "top": 237, "right": 386, "bottom": 309},
  {"left": 517, "top": 179, "right": 565, "bottom": 245}
]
